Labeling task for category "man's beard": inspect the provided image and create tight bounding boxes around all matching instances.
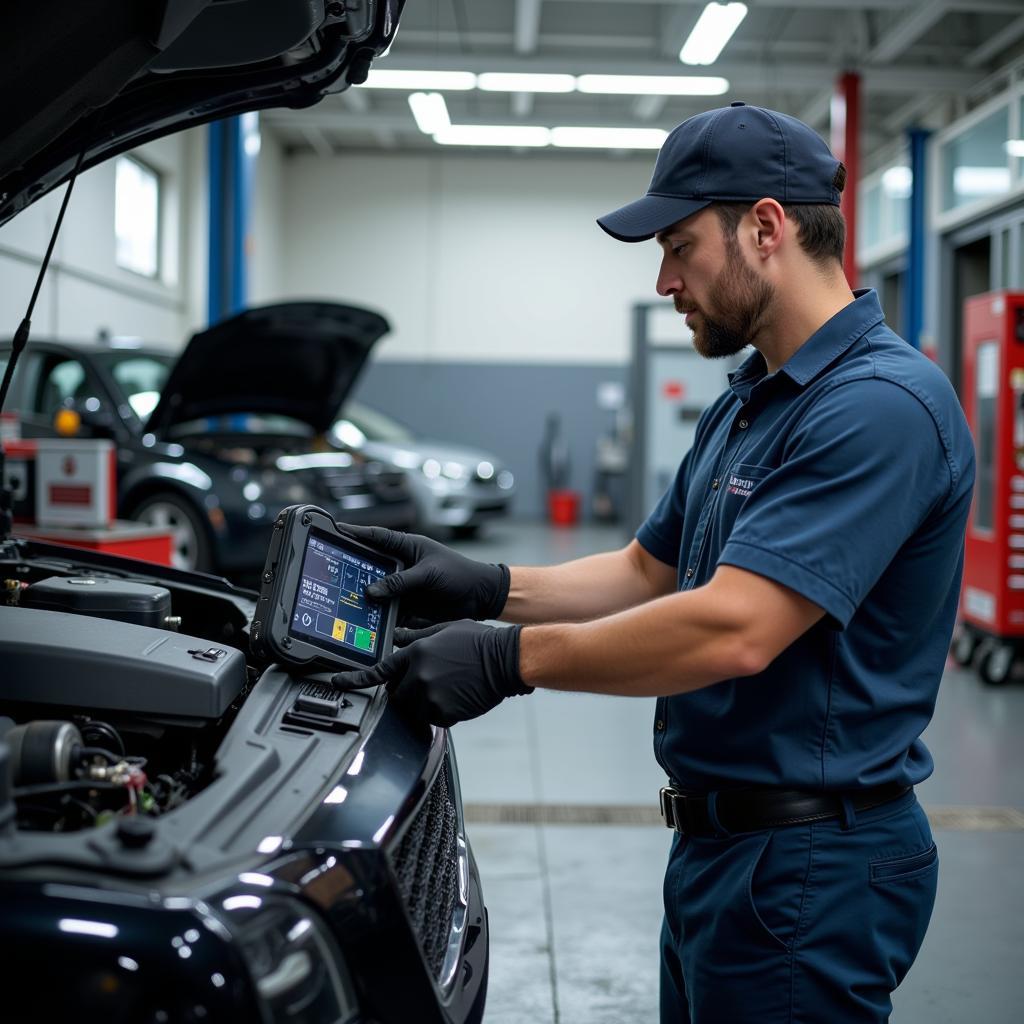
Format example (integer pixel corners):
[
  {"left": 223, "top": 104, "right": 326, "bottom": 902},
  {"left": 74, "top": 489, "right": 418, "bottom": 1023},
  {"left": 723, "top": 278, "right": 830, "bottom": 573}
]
[{"left": 676, "top": 233, "right": 774, "bottom": 359}]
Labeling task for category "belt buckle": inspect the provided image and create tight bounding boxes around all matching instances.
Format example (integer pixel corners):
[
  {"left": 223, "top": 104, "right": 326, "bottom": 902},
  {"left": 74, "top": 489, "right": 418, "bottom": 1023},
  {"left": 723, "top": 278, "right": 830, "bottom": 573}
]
[{"left": 659, "top": 786, "right": 682, "bottom": 832}]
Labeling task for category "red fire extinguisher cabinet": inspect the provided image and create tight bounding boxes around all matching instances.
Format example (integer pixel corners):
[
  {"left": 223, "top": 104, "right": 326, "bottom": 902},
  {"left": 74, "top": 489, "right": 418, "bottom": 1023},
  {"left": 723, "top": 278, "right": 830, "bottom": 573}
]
[{"left": 954, "top": 290, "right": 1024, "bottom": 683}]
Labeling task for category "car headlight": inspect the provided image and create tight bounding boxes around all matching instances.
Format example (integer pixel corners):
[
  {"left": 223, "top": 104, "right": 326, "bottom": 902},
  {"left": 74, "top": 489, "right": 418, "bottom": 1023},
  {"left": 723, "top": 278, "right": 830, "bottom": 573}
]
[
  {"left": 441, "top": 461, "right": 465, "bottom": 481},
  {"left": 220, "top": 893, "right": 359, "bottom": 1023},
  {"left": 390, "top": 449, "right": 423, "bottom": 471}
]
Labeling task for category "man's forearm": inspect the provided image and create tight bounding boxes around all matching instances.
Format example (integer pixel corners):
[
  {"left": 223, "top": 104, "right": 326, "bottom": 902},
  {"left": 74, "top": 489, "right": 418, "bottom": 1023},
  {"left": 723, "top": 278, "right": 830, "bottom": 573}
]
[
  {"left": 517, "top": 582, "right": 763, "bottom": 696},
  {"left": 501, "top": 546, "right": 671, "bottom": 625},
  {"left": 516, "top": 565, "right": 826, "bottom": 697}
]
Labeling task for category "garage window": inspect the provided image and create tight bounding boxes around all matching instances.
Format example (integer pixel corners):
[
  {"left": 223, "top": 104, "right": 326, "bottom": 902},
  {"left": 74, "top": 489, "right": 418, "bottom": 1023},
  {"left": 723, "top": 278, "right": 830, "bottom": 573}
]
[
  {"left": 940, "top": 105, "right": 1011, "bottom": 213},
  {"left": 115, "top": 156, "right": 160, "bottom": 277}
]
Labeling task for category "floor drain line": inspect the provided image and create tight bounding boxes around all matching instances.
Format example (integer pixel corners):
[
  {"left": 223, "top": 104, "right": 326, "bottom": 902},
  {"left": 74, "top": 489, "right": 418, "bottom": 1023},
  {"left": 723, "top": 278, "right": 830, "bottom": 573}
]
[{"left": 463, "top": 802, "right": 1024, "bottom": 832}]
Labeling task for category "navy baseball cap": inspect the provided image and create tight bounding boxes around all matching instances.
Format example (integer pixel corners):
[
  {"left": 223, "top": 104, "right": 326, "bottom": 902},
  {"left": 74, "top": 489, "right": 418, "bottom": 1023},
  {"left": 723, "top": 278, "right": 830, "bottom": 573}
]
[{"left": 598, "top": 101, "right": 846, "bottom": 243}]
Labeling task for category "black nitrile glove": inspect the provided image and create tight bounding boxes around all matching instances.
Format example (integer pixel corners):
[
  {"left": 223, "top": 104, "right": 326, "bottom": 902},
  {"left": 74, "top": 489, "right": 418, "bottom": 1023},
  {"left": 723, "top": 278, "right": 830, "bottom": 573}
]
[
  {"left": 341, "top": 524, "right": 510, "bottom": 627},
  {"left": 330, "top": 620, "right": 532, "bottom": 727}
]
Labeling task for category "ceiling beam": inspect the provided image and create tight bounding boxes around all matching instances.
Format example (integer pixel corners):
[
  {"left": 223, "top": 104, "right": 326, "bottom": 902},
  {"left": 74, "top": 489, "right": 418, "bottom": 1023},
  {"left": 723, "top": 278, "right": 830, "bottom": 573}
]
[
  {"left": 633, "top": 95, "right": 669, "bottom": 121},
  {"left": 658, "top": 4, "right": 699, "bottom": 61},
  {"left": 274, "top": 108, "right": 896, "bottom": 155},
  {"left": 550, "top": 0, "right": 1022, "bottom": 10},
  {"left": 798, "top": 93, "right": 832, "bottom": 130},
  {"left": 390, "top": 29, "right": 972, "bottom": 59},
  {"left": 341, "top": 88, "right": 370, "bottom": 114},
  {"left": 964, "top": 12, "right": 1024, "bottom": 67},
  {"left": 512, "top": 1, "right": 544, "bottom": 124},
  {"left": 866, "top": 0, "right": 948, "bottom": 63},
  {"left": 880, "top": 93, "right": 944, "bottom": 134},
  {"left": 512, "top": 92, "right": 535, "bottom": 117},
  {"left": 843, "top": 8, "right": 872, "bottom": 59},
  {"left": 371, "top": 52, "right": 981, "bottom": 94},
  {"left": 300, "top": 125, "right": 334, "bottom": 158},
  {"left": 266, "top": 109, "right": 678, "bottom": 135},
  {"left": 514, "top": 0, "right": 543, "bottom": 54}
]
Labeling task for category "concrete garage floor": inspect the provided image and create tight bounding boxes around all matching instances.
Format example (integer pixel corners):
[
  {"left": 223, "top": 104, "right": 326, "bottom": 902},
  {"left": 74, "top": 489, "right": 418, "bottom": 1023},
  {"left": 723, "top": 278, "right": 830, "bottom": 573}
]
[{"left": 448, "top": 523, "right": 1024, "bottom": 1024}]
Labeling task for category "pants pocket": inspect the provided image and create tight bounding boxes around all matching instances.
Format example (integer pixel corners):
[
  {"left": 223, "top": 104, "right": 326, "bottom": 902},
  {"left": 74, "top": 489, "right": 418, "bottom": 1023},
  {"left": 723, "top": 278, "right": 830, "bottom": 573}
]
[
  {"left": 862, "top": 838, "right": 939, "bottom": 995},
  {"left": 869, "top": 843, "right": 938, "bottom": 884},
  {"left": 746, "top": 828, "right": 811, "bottom": 952}
]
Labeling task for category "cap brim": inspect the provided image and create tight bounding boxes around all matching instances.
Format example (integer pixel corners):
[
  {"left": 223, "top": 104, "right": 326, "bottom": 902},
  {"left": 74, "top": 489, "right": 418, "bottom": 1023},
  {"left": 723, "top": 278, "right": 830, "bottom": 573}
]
[{"left": 597, "top": 194, "right": 711, "bottom": 243}]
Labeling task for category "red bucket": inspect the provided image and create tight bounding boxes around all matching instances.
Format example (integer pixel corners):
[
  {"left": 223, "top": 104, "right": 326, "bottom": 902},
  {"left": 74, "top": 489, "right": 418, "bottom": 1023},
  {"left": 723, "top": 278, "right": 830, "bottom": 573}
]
[{"left": 547, "top": 489, "right": 580, "bottom": 526}]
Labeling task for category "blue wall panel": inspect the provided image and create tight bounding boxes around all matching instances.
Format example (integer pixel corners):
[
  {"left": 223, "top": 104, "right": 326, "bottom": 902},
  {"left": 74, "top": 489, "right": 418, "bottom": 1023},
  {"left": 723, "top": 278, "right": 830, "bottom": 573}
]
[{"left": 351, "top": 361, "right": 631, "bottom": 522}]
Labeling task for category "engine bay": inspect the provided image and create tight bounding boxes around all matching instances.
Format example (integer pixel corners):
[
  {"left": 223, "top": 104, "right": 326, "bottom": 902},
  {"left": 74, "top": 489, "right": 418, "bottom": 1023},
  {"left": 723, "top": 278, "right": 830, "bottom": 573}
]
[
  {"left": 0, "top": 555, "right": 257, "bottom": 835},
  {"left": 0, "top": 537, "right": 390, "bottom": 887}
]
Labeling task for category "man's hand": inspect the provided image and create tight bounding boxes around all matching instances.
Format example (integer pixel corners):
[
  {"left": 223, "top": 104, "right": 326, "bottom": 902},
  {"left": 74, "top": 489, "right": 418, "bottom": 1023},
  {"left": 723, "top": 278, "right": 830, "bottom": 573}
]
[
  {"left": 341, "top": 524, "right": 510, "bottom": 627},
  {"left": 331, "top": 620, "right": 532, "bottom": 727}
]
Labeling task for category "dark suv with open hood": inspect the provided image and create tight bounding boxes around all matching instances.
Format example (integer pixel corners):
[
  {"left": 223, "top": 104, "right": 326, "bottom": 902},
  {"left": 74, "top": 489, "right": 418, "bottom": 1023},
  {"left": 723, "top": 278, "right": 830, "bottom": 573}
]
[
  {"left": 2, "top": 302, "right": 416, "bottom": 573},
  {"left": 0, "top": 4, "right": 490, "bottom": 1023}
]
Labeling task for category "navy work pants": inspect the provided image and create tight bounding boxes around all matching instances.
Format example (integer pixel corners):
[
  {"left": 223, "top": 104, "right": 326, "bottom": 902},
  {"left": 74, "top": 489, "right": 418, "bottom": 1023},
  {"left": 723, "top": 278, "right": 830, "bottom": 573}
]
[{"left": 659, "top": 790, "right": 938, "bottom": 1023}]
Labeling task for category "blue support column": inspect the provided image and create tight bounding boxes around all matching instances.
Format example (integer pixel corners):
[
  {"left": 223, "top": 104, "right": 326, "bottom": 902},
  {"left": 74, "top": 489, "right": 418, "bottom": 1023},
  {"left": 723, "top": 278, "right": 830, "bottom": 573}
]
[
  {"left": 904, "top": 128, "right": 930, "bottom": 350},
  {"left": 207, "top": 116, "right": 256, "bottom": 325}
]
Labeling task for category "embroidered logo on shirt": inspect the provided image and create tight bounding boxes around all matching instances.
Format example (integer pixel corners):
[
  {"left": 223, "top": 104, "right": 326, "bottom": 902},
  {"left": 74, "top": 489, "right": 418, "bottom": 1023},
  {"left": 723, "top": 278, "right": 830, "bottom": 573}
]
[{"left": 727, "top": 474, "right": 757, "bottom": 498}]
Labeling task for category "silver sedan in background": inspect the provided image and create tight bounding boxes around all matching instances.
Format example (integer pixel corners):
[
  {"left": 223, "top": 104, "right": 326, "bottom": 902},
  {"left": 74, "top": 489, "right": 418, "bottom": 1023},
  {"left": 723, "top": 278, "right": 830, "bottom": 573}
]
[{"left": 332, "top": 401, "right": 515, "bottom": 537}]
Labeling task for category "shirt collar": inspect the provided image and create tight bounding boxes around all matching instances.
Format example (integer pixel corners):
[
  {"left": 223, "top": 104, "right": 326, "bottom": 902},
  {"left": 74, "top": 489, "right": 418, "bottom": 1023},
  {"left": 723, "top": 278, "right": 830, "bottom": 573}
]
[
  {"left": 727, "top": 349, "right": 768, "bottom": 402},
  {"left": 727, "top": 289, "right": 885, "bottom": 401},
  {"left": 780, "top": 288, "right": 885, "bottom": 387}
]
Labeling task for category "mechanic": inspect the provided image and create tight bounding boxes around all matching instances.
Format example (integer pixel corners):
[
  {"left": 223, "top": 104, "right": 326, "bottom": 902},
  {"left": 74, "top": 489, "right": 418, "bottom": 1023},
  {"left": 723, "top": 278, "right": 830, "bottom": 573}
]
[{"left": 337, "top": 103, "right": 975, "bottom": 1023}]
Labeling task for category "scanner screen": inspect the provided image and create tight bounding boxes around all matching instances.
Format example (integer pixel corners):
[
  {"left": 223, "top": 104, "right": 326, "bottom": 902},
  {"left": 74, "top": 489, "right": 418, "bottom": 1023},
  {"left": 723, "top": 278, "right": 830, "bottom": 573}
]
[{"left": 290, "top": 529, "right": 389, "bottom": 660}]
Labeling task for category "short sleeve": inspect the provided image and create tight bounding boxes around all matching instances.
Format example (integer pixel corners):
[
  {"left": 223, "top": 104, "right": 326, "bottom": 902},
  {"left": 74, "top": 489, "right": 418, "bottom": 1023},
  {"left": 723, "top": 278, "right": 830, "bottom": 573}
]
[
  {"left": 718, "top": 379, "right": 952, "bottom": 628},
  {"left": 636, "top": 447, "right": 694, "bottom": 568}
]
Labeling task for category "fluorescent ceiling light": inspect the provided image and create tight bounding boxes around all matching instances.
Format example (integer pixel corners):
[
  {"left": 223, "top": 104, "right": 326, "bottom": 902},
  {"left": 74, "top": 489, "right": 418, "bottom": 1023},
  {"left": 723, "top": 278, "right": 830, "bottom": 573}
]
[
  {"left": 552, "top": 127, "right": 668, "bottom": 150},
  {"left": 478, "top": 73, "right": 575, "bottom": 93},
  {"left": 680, "top": 3, "right": 748, "bottom": 66},
  {"left": 365, "top": 68, "right": 729, "bottom": 97},
  {"left": 409, "top": 92, "right": 450, "bottom": 134},
  {"left": 1005, "top": 139, "right": 1024, "bottom": 158},
  {"left": 363, "top": 69, "right": 476, "bottom": 91},
  {"left": 576, "top": 74, "right": 729, "bottom": 96},
  {"left": 433, "top": 125, "right": 552, "bottom": 147}
]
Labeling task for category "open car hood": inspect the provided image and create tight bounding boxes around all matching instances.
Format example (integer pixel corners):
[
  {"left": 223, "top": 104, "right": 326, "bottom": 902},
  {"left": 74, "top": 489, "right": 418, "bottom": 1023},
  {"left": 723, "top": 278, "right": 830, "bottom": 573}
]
[
  {"left": 146, "top": 301, "right": 390, "bottom": 436},
  {"left": 0, "top": 0, "right": 403, "bottom": 227}
]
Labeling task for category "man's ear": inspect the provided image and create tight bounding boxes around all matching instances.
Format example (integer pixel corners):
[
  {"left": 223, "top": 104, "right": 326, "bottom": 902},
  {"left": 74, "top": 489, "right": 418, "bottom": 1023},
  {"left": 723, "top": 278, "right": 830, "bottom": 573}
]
[{"left": 749, "top": 198, "right": 785, "bottom": 259}]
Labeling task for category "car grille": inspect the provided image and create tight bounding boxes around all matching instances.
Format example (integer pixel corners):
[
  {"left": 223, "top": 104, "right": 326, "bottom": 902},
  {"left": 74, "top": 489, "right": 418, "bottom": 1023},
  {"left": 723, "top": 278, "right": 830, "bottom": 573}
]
[
  {"left": 367, "top": 467, "right": 411, "bottom": 502},
  {"left": 319, "top": 466, "right": 409, "bottom": 505},
  {"left": 388, "top": 758, "right": 460, "bottom": 980}
]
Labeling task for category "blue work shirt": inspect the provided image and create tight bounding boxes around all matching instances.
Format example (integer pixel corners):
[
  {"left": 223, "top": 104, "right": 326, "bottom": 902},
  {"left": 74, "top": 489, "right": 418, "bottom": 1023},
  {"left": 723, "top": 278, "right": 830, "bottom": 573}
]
[{"left": 637, "top": 290, "right": 975, "bottom": 792}]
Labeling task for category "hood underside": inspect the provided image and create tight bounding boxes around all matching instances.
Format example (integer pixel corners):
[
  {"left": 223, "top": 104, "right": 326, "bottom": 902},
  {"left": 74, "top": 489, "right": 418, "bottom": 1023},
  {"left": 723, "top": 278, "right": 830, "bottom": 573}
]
[
  {"left": 146, "top": 301, "right": 390, "bottom": 436},
  {"left": 0, "top": 0, "right": 403, "bottom": 227}
]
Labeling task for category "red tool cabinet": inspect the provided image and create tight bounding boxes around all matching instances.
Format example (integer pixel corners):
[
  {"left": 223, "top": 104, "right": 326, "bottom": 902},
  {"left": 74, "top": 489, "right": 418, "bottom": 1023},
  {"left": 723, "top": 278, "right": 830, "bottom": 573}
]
[{"left": 953, "top": 290, "right": 1024, "bottom": 684}]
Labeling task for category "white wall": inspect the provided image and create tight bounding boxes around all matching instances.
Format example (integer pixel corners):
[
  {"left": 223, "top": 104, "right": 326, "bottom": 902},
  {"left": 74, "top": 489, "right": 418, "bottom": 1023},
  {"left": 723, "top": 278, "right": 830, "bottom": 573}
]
[
  {"left": 0, "top": 136, "right": 669, "bottom": 364},
  {"left": 0, "top": 128, "right": 205, "bottom": 349},
  {"left": 249, "top": 128, "right": 285, "bottom": 307},
  {"left": 275, "top": 151, "right": 664, "bottom": 365}
]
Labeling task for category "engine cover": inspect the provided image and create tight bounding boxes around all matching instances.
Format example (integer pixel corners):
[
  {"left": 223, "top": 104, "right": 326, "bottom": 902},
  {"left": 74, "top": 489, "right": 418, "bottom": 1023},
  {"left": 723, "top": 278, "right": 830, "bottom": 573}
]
[
  {"left": 0, "top": 607, "right": 245, "bottom": 719},
  {"left": 21, "top": 576, "right": 172, "bottom": 628}
]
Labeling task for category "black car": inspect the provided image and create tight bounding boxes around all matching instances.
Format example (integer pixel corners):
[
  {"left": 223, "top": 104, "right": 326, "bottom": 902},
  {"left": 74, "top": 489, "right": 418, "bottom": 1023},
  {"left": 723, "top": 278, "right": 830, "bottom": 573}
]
[
  {"left": 0, "top": 545, "right": 488, "bottom": 1023},
  {"left": 1, "top": 302, "right": 417, "bottom": 575},
  {"left": 0, "top": 2, "right": 490, "bottom": 1022}
]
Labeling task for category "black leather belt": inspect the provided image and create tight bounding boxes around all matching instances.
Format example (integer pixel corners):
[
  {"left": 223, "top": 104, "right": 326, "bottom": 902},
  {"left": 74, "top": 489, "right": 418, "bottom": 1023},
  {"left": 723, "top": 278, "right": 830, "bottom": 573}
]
[{"left": 658, "top": 781, "right": 911, "bottom": 837}]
